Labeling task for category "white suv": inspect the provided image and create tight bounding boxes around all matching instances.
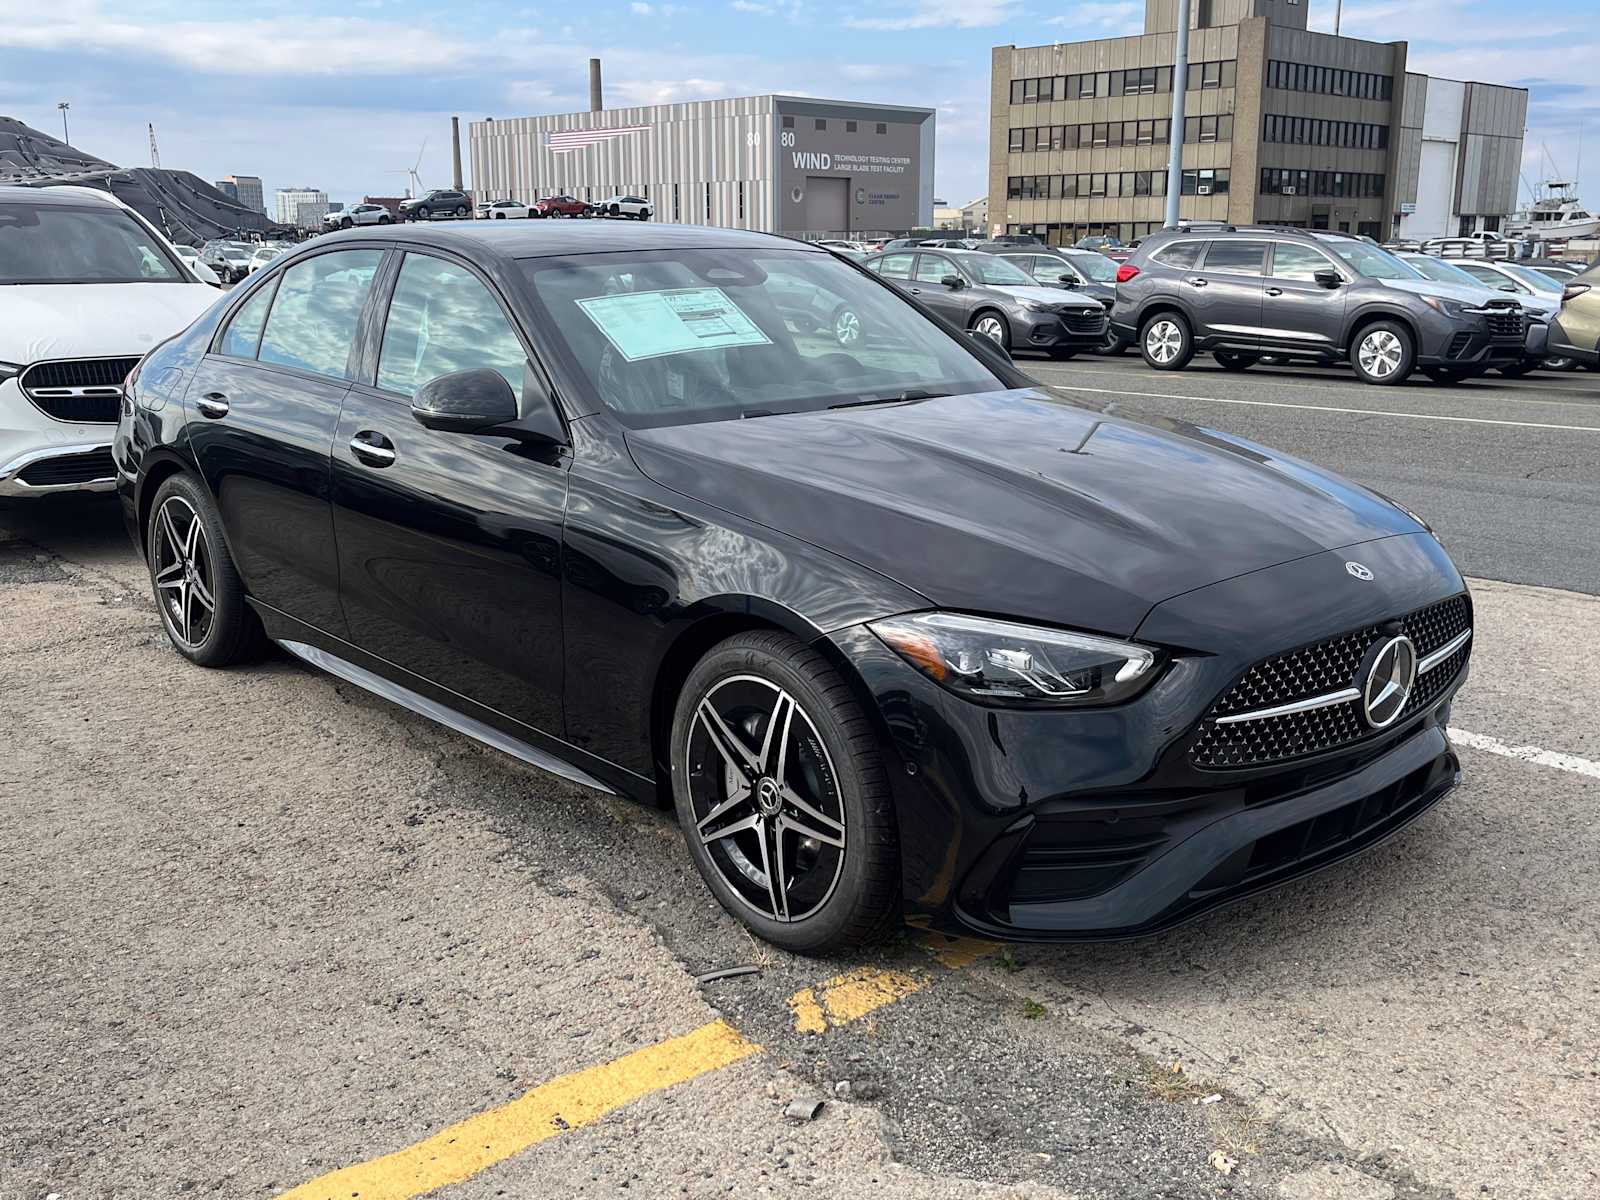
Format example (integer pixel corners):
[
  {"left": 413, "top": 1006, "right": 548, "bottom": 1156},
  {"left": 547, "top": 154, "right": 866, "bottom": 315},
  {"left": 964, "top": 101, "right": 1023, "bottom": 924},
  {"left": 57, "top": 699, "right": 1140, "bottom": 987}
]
[
  {"left": 0, "top": 185, "right": 220, "bottom": 495},
  {"left": 597, "top": 194, "right": 652, "bottom": 220}
]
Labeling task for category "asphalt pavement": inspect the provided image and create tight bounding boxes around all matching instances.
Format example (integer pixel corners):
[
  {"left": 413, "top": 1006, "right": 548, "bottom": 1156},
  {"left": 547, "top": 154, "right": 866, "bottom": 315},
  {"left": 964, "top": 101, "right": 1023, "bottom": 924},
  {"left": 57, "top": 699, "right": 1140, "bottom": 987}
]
[{"left": 3, "top": 357, "right": 1597, "bottom": 1200}]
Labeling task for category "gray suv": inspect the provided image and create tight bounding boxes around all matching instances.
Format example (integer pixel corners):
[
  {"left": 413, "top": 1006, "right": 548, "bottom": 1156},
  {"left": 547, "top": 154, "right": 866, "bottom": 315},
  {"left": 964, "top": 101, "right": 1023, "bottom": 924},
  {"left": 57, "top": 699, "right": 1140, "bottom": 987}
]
[
  {"left": 1110, "top": 227, "right": 1529, "bottom": 385},
  {"left": 864, "top": 247, "right": 1108, "bottom": 359}
]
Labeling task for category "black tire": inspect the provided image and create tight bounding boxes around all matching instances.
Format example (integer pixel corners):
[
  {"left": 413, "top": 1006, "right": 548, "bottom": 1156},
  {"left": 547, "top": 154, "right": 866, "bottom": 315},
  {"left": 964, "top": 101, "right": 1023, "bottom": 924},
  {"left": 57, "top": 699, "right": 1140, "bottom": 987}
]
[
  {"left": 416, "top": 206, "right": 430, "bottom": 220},
  {"left": 1349, "top": 319, "right": 1415, "bottom": 385},
  {"left": 1140, "top": 311, "right": 1194, "bottom": 370},
  {"left": 969, "top": 309, "right": 1010, "bottom": 351},
  {"left": 378, "top": 215, "right": 393, "bottom": 225},
  {"left": 670, "top": 631, "right": 900, "bottom": 953},
  {"left": 1496, "top": 360, "right": 1537, "bottom": 378},
  {"left": 1099, "top": 334, "right": 1129, "bottom": 356},
  {"left": 1048, "top": 348, "right": 1077, "bottom": 360},
  {"left": 1422, "top": 366, "right": 1476, "bottom": 384},
  {"left": 145, "top": 473, "right": 267, "bottom": 668},
  {"left": 1213, "top": 351, "right": 1258, "bottom": 372},
  {"left": 339, "top": 217, "right": 353, "bottom": 230},
  {"left": 454, "top": 205, "right": 467, "bottom": 217},
  {"left": 609, "top": 203, "right": 621, "bottom": 216}
]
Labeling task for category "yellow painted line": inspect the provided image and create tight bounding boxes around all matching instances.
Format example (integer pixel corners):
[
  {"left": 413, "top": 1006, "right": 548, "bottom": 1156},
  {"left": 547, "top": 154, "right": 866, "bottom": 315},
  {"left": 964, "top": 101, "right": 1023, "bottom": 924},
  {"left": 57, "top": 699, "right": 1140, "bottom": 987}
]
[
  {"left": 279, "top": 1019, "right": 758, "bottom": 1200},
  {"left": 920, "top": 933, "right": 999, "bottom": 970},
  {"left": 787, "top": 966, "right": 926, "bottom": 1034}
]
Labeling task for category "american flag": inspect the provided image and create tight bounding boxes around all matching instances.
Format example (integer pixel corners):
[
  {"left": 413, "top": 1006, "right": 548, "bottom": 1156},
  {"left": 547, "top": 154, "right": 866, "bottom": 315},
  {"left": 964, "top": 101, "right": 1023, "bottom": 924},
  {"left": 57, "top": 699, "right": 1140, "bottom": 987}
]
[{"left": 546, "top": 125, "right": 652, "bottom": 154}]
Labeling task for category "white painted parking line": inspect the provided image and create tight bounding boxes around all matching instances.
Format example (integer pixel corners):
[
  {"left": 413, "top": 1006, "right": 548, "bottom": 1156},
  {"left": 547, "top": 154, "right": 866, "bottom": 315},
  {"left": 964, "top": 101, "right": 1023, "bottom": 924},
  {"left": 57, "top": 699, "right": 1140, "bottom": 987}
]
[
  {"left": 1448, "top": 727, "right": 1600, "bottom": 780},
  {"left": 1039, "top": 383, "right": 1600, "bottom": 433}
]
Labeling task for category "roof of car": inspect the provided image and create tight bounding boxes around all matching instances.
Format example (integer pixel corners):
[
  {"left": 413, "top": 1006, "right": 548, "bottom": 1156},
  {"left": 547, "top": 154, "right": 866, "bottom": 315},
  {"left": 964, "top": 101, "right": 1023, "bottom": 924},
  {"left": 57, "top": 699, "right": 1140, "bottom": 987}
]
[
  {"left": 315, "top": 220, "right": 824, "bottom": 260},
  {"left": 0, "top": 183, "right": 128, "bottom": 209}
]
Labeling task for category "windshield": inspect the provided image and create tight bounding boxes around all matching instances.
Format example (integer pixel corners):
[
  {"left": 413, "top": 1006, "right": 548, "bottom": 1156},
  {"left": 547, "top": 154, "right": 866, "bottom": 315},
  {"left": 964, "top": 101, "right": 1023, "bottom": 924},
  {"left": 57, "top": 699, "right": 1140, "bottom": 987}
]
[
  {"left": 1500, "top": 263, "right": 1563, "bottom": 295},
  {"left": 1065, "top": 252, "right": 1118, "bottom": 282},
  {"left": 0, "top": 201, "right": 186, "bottom": 284},
  {"left": 960, "top": 254, "right": 1037, "bottom": 286},
  {"left": 1327, "top": 241, "right": 1423, "bottom": 280},
  {"left": 521, "top": 248, "right": 1005, "bottom": 428},
  {"left": 1401, "top": 256, "right": 1486, "bottom": 287}
]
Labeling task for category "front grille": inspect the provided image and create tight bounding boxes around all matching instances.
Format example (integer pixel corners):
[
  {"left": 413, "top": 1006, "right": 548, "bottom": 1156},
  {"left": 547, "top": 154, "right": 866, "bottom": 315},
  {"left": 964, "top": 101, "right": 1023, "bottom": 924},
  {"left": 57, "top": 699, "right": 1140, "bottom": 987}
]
[
  {"left": 20, "top": 357, "right": 140, "bottom": 423},
  {"left": 1485, "top": 309, "right": 1524, "bottom": 342},
  {"left": 1190, "top": 595, "right": 1471, "bottom": 770},
  {"left": 1063, "top": 311, "right": 1109, "bottom": 334},
  {"left": 14, "top": 448, "right": 116, "bottom": 487}
]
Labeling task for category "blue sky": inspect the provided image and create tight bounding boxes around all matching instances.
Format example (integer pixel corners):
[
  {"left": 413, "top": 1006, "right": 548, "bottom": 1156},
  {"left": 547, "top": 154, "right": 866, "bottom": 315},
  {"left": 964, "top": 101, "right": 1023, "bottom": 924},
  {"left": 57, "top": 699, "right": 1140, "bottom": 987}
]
[{"left": 0, "top": 0, "right": 1592, "bottom": 212}]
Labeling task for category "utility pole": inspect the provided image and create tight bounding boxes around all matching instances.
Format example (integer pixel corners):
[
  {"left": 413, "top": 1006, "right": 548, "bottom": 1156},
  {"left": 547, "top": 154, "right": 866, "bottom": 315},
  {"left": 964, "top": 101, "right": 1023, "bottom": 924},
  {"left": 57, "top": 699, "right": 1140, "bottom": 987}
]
[
  {"left": 1334, "top": 0, "right": 1344, "bottom": 36},
  {"left": 1164, "top": 0, "right": 1192, "bottom": 228},
  {"left": 57, "top": 101, "right": 70, "bottom": 144},
  {"left": 148, "top": 123, "right": 161, "bottom": 168}
]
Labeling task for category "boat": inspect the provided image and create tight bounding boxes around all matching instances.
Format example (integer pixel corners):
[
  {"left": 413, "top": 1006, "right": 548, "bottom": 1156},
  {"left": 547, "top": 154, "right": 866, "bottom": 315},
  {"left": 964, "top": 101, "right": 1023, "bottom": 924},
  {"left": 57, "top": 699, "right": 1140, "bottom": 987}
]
[{"left": 1506, "top": 181, "right": 1600, "bottom": 241}]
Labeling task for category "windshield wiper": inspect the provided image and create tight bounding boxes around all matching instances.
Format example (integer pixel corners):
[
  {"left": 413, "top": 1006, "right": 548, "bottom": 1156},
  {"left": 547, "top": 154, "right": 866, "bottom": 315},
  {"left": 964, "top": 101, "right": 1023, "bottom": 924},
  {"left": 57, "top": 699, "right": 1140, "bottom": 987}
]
[{"left": 829, "top": 388, "right": 950, "bottom": 410}]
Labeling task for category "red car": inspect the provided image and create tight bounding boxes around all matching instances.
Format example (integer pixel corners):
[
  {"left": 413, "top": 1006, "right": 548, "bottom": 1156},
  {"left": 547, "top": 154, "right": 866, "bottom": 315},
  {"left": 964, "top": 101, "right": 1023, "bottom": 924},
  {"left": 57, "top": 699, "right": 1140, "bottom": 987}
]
[{"left": 534, "top": 195, "right": 592, "bottom": 218}]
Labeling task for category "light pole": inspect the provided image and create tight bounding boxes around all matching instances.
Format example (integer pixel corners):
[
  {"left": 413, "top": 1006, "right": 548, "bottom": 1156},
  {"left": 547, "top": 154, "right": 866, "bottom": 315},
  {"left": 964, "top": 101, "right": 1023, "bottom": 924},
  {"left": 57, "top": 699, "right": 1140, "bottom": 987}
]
[
  {"left": 1164, "top": 0, "right": 1192, "bottom": 228},
  {"left": 57, "top": 101, "right": 70, "bottom": 144}
]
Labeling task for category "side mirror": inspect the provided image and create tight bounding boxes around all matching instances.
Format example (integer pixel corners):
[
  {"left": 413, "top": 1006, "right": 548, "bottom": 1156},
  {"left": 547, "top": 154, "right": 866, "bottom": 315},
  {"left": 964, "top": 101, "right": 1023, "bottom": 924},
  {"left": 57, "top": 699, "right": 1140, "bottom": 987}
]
[
  {"left": 941, "top": 274, "right": 965, "bottom": 290},
  {"left": 1313, "top": 269, "right": 1343, "bottom": 289},
  {"left": 1058, "top": 274, "right": 1081, "bottom": 288},
  {"left": 1498, "top": 283, "right": 1518, "bottom": 293},
  {"left": 967, "top": 328, "right": 1013, "bottom": 364},
  {"left": 412, "top": 366, "right": 564, "bottom": 446}
]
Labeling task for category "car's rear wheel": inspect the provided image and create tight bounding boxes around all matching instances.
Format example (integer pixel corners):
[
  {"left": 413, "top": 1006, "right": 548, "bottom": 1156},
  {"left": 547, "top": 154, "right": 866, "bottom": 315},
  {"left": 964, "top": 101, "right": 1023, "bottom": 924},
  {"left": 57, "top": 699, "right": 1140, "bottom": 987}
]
[
  {"left": 1542, "top": 355, "right": 1576, "bottom": 371},
  {"left": 378, "top": 215, "right": 393, "bottom": 225},
  {"left": 970, "top": 310, "right": 1010, "bottom": 351},
  {"left": 1140, "top": 312, "right": 1194, "bottom": 370},
  {"left": 1350, "top": 320, "right": 1415, "bottom": 385},
  {"left": 1213, "top": 351, "right": 1258, "bottom": 371},
  {"left": 145, "top": 474, "right": 266, "bottom": 668},
  {"left": 671, "top": 631, "right": 899, "bottom": 953}
]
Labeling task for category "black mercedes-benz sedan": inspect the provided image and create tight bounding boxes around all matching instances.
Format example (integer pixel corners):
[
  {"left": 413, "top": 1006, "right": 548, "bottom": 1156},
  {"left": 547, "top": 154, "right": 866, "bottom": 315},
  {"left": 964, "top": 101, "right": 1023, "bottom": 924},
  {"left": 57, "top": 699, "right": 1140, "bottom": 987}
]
[{"left": 115, "top": 221, "right": 1472, "bottom": 952}]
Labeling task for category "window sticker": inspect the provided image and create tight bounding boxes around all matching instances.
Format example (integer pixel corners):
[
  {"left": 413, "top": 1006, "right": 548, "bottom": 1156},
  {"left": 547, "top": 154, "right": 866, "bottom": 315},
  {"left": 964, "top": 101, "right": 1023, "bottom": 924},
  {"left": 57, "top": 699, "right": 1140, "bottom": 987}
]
[{"left": 575, "top": 287, "right": 772, "bottom": 361}]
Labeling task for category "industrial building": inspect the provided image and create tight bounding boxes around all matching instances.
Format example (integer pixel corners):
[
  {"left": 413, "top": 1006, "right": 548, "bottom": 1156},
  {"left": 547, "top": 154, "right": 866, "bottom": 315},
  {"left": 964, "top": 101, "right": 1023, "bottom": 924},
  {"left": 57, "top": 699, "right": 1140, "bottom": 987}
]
[
  {"left": 989, "top": 0, "right": 1527, "bottom": 245},
  {"left": 469, "top": 80, "right": 935, "bottom": 237}
]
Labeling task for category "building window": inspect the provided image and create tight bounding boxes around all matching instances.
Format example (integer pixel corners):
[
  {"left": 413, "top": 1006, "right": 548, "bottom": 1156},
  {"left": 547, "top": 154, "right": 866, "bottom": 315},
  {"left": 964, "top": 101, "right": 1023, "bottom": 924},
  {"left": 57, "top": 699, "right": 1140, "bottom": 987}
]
[
  {"left": 705, "top": 182, "right": 713, "bottom": 221},
  {"left": 845, "top": 120, "right": 857, "bottom": 132},
  {"left": 737, "top": 181, "right": 745, "bottom": 223},
  {"left": 815, "top": 118, "right": 826, "bottom": 131},
  {"left": 876, "top": 122, "right": 887, "bottom": 134},
  {"left": 673, "top": 182, "right": 680, "bottom": 222},
  {"left": 782, "top": 115, "right": 794, "bottom": 128}
]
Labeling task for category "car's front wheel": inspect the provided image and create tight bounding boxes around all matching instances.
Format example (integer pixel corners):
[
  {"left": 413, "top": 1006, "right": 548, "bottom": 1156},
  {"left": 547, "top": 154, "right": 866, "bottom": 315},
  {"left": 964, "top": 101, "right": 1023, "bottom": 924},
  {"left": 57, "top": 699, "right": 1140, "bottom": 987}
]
[
  {"left": 1140, "top": 312, "right": 1194, "bottom": 370},
  {"left": 1350, "top": 320, "right": 1415, "bottom": 385},
  {"left": 340, "top": 217, "right": 353, "bottom": 229},
  {"left": 970, "top": 310, "right": 1010, "bottom": 351},
  {"left": 671, "top": 631, "right": 899, "bottom": 953},
  {"left": 145, "top": 473, "right": 266, "bottom": 667},
  {"left": 415, "top": 206, "right": 430, "bottom": 220}
]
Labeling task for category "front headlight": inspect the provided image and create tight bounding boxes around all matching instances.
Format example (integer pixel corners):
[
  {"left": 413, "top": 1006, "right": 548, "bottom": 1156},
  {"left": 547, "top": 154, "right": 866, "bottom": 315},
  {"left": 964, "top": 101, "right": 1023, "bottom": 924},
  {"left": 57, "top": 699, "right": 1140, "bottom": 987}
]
[
  {"left": 1019, "top": 299, "right": 1051, "bottom": 313},
  {"left": 1418, "top": 294, "right": 1470, "bottom": 319},
  {"left": 868, "top": 612, "right": 1160, "bottom": 708}
]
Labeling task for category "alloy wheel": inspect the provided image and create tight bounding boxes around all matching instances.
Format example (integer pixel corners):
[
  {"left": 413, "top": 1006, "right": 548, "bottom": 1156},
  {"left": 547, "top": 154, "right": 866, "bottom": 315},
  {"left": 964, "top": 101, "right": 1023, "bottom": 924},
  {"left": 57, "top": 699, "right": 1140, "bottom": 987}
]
[
  {"left": 684, "top": 675, "right": 846, "bottom": 923},
  {"left": 974, "top": 315, "right": 1006, "bottom": 344},
  {"left": 151, "top": 496, "right": 216, "bottom": 650},
  {"left": 1358, "top": 330, "right": 1403, "bottom": 379},
  {"left": 1146, "top": 319, "right": 1182, "bottom": 363},
  {"left": 834, "top": 309, "right": 862, "bottom": 346}
]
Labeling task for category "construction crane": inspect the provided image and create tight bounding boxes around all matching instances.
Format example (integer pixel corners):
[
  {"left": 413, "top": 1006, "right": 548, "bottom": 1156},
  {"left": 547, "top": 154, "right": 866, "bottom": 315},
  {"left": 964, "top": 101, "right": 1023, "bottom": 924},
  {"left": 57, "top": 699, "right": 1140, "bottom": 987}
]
[{"left": 148, "top": 123, "right": 161, "bottom": 168}]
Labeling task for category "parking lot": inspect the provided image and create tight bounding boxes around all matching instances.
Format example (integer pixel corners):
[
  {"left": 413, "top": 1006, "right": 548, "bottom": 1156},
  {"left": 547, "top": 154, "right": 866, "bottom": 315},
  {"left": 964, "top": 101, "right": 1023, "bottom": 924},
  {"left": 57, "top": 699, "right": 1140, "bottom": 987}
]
[{"left": 4, "top": 357, "right": 1597, "bottom": 1200}]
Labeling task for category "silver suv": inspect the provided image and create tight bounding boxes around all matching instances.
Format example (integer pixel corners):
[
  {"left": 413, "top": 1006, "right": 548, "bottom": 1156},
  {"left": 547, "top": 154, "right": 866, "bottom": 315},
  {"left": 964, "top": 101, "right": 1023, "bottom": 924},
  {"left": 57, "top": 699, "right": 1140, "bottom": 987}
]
[{"left": 1109, "top": 227, "right": 1530, "bottom": 385}]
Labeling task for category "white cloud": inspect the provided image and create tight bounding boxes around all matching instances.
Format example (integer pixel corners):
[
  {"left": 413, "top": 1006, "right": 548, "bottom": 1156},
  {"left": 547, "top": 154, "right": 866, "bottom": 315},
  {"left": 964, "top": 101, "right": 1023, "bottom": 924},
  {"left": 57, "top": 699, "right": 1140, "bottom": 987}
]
[
  {"left": 632, "top": 1, "right": 653, "bottom": 11},
  {"left": 845, "top": 0, "right": 1016, "bottom": 32}
]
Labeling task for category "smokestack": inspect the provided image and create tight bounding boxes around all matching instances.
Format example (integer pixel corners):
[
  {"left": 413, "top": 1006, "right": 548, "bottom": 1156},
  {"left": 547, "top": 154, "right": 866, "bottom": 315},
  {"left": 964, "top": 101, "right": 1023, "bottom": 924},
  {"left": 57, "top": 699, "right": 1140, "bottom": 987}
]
[
  {"left": 450, "top": 116, "right": 464, "bottom": 191},
  {"left": 589, "top": 58, "right": 603, "bottom": 112}
]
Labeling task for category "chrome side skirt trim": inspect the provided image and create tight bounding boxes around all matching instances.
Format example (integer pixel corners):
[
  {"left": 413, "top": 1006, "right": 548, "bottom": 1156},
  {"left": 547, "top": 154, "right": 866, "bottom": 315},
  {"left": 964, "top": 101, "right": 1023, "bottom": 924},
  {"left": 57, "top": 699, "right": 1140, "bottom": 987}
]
[
  {"left": 1214, "top": 628, "right": 1472, "bottom": 727},
  {"left": 277, "top": 639, "right": 616, "bottom": 795},
  {"left": 1418, "top": 628, "right": 1472, "bottom": 675},
  {"left": 1213, "top": 687, "right": 1361, "bottom": 725}
]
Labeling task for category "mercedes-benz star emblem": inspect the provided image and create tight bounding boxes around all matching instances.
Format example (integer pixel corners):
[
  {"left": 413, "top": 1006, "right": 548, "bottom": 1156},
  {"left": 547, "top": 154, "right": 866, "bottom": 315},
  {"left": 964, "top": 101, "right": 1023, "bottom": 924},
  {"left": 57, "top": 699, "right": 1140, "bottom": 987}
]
[
  {"left": 1361, "top": 635, "right": 1417, "bottom": 729},
  {"left": 1345, "top": 561, "right": 1374, "bottom": 581}
]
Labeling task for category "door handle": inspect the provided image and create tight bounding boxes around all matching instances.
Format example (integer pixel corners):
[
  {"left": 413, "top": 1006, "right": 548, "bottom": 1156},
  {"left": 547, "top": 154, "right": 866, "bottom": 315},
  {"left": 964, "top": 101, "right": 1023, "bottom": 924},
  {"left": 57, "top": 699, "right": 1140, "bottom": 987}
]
[
  {"left": 349, "top": 431, "right": 396, "bottom": 467},
  {"left": 1266, "top": 286, "right": 1284, "bottom": 296},
  {"left": 1186, "top": 277, "right": 1208, "bottom": 288},
  {"left": 909, "top": 287, "right": 923, "bottom": 294},
  {"left": 195, "top": 392, "right": 229, "bottom": 418}
]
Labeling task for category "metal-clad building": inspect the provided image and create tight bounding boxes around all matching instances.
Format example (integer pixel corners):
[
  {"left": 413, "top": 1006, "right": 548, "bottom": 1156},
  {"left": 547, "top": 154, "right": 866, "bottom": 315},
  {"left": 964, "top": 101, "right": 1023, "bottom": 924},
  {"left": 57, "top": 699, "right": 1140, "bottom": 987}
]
[
  {"left": 469, "top": 95, "right": 935, "bottom": 237},
  {"left": 1392, "top": 76, "right": 1528, "bottom": 242}
]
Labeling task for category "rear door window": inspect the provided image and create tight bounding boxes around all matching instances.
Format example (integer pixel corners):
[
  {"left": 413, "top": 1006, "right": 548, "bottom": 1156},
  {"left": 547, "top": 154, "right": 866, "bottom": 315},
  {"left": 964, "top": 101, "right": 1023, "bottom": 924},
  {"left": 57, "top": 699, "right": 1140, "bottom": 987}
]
[
  {"left": 257, "top": 249, "right": 384, "bottom": 379},
  {"left": 875, "top": 253, "right": 915, "bottom": 279},
  {"left": 1150, "top": 241, "right": 1203, "bottom": 269},
  {"left": 1201, "top": 241, "right": 1269, "bottom": 276}
]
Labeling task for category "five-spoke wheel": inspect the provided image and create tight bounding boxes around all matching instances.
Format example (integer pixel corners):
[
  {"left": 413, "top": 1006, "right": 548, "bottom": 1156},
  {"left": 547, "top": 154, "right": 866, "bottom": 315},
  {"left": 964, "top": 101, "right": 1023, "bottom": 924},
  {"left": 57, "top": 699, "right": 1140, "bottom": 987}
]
[{"left": 145, "top": 473, "right": 266, "bottom": 667}]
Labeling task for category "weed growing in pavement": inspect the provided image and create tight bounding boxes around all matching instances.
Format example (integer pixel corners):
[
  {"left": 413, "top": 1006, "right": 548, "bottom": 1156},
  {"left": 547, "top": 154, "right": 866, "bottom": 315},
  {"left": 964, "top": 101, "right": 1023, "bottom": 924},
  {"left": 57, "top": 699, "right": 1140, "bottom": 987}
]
[
  {"left": 1022, "top": 998, "right": 1046, "bottom": 1020},
  {"left": 1148, "top": 1060, "right": 1214, "bottom": 1103}
]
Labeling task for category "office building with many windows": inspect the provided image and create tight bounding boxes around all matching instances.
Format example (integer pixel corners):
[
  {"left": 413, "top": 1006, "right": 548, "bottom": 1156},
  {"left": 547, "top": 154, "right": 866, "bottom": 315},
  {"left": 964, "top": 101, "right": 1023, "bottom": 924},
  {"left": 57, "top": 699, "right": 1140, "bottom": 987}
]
[
  {"left": 989, "top": 0, "right": 1526, "bottom": 245},
  {"left": 273, "top": 187, "right": 329, "bottom": 228},
  {"left": 221, "top": 174, "right": 265, "bottom": 216},
  {"left": 470, "top": 95, "right": 935, "bottom": 237}
]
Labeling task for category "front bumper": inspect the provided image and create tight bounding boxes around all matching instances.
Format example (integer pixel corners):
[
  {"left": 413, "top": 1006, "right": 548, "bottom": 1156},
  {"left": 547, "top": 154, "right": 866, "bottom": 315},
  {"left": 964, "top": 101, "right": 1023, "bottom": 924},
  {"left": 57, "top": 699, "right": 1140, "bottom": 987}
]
[
  {"left": 1415, "top": 307, "right": 1526, "bottom": 368},
  {"left": 1013, "top": 307, "right": 1111, "bottom": 350},
  {"left": 828, "top": 534, "right": 1470, "bottom": 941},
  {"left": 0, "top": 378, "right": 117, "bottom": 496}
]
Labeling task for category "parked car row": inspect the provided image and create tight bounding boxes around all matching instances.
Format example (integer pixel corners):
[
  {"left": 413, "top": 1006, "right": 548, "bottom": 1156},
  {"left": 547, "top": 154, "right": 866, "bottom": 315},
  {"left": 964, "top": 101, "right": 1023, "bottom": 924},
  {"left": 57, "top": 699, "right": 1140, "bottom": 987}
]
[{"left": 393, "top": 189, "right": 655, "bottom": 222}]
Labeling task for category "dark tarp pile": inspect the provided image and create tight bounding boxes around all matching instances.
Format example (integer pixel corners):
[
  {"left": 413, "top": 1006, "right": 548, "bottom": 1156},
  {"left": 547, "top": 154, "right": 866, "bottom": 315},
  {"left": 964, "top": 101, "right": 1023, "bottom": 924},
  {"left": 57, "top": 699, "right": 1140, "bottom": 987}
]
[{"left": 0, "top": 115, "right": 275, "bottom": 246}]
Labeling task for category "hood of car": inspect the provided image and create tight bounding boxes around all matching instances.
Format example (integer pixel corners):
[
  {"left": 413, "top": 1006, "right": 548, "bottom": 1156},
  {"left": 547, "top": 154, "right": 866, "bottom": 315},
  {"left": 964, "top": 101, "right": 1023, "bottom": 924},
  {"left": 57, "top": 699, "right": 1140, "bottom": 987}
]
[
  {"left": 1, "top": 283, "right": 221, "bottom": 364},
  {"left": 989, "top": 284, "right": 1103, "bottom": 309},
  {"left": 1373, "top": 277, "right": 1519, "bottom": 307},
  {"left": 626, "top": 388, "right": 1420, "bottom": 637}
]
